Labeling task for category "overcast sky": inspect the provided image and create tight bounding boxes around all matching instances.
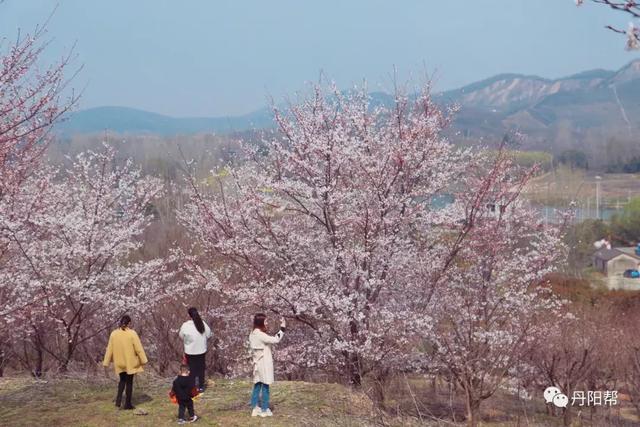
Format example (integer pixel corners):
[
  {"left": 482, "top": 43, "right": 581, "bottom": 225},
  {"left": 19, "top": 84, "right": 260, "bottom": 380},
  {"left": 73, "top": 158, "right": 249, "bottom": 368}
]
[{"left": 1, "top": 0, "right": 638, "bottom": 117}]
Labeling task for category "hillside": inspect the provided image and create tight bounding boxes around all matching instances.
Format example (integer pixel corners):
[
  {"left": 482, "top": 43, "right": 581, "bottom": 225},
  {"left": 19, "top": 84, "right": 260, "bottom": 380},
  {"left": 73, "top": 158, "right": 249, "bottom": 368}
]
[
  {"left": 0, "top": 377, "right": 376, "bottom": 427},
  {"left": 57, "top": 106, "right": 274, "bottom": 136},
  {"left": 3, "top": 374, "right": 636, "bottom": 426}
]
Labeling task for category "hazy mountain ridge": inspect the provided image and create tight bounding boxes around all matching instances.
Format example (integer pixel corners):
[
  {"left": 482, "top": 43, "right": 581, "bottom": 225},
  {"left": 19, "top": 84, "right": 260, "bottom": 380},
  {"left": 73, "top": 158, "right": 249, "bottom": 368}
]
[
  {"left": 440, "top": 58, "right": 640, "bottom": 148},
  {"left": 58, "top": 59, "right": 640, "bottom": 145},
  {"left": 58, "top": 106, "right": 274, "bottom": 136},
  {"left": 438, "top": 60, "right": 639, "bottom": 111}
]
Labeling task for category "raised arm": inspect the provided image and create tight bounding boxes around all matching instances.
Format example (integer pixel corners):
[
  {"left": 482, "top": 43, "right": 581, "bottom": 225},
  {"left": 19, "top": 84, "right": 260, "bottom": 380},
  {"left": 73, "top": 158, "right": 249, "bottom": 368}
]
[
  {"left": 255, "top": 329, "right": 283, "bottom": 344},
  {"left": 255, "top": 319, "right": 286, "bottom": 344}
]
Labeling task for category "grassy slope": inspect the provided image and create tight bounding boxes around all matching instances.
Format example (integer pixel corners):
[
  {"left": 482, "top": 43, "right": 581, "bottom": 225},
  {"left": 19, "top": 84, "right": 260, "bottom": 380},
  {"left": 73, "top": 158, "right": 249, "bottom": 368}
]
[
  {"left": 3, "top": 375, "right": 637, "bottom": 426},
  {"left": 0, "top": 376, "right": 377, "bottom": 427}
]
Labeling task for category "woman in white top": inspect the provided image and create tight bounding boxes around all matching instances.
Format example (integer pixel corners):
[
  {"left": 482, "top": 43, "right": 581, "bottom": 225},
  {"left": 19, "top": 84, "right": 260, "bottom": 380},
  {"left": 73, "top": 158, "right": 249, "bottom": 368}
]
[
  {"left": 249, "top": 313, "right": 286, "bottom": 417},
  {"left": 179, "top": 307, "right": 212, "bottom": 392}
]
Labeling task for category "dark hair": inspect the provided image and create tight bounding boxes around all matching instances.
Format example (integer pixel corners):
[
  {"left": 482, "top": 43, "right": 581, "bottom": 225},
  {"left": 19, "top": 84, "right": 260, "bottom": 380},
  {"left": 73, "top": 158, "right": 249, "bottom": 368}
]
[
  {"left": 180, "top": 364, "right": 190, "bottom": 374},
  {"left": 119, "top": 315, "right": 131, "bottom": 330},
  {"left": 188, "top": 307, "right": 205, "bottom": 334},
  {"left": 253, "top": 313, "right": 267, "bottom": 332}
]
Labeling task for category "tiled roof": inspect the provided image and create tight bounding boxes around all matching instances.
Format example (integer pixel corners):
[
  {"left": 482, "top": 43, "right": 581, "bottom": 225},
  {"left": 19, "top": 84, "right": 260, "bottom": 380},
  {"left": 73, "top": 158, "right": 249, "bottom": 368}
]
[{"left": 594, "top": 248, "right": 640, "bottom": 261}]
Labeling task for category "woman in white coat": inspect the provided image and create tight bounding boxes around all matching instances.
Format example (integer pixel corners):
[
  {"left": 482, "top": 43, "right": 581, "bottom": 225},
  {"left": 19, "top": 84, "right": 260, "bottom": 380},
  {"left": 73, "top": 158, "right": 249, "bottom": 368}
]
[
  {"left": 249, "top": 313, "right": 285, "bottom": 417},
  {"left": 179, "top": 307, "right": 212, "bottom": 392}
]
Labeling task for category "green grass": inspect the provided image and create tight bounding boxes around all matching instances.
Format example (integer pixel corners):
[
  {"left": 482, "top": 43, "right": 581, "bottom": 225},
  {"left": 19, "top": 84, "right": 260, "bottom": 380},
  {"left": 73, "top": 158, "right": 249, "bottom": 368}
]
[{"left": 0, "top": 375, "right": 376, "bottom": 427}]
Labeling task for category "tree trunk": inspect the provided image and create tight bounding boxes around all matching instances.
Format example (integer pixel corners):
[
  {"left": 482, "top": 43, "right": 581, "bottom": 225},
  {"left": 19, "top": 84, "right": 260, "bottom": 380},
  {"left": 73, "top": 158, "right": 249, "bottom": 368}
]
[
  {"left": 372, "top": 380, "right": 386, "bottom": 409},
  {"left": 60, "top": 331, "right": 77, "bottom": 373},
  {"left": 371, "top": 369, "right": 389, "bottom": 409},
  {"left": 563, "top": 406, "right": 572, "bottom": 427},
  {"left": 0, "top": 344, "right": 4, "bottom": 377},
  {"left": 465, "top": 396, "right": 481, "bottom": 427},
  {"left": 30, "top": 325, "right": 44, "bottom": 378},
  {"left": 60, "top": 308, "right": 84, "bottom": 372},
  {"left": 348, "top": 353, "right": 362, "bottom": 387},
  {"left": 546, "top": 403, "right": 553, "bottom": 416},
  {"left": 32, "top": 339, "right": 43, "bottom": 378}
]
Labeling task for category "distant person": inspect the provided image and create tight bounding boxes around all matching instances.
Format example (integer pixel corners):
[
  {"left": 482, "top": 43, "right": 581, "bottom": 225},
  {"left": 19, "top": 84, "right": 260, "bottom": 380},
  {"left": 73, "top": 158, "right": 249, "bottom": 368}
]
[
  {"left": 248, "top": 313, "right": 286, "bottom": 417},
  {"left": 179, "top": 307, "right": 212, "bottom": 392},
  {"left": 102, "top": 315, "right": 148, "bottom": 410},
  {"left": 172, "top": 364, "right": 199, "bottom": 424}
]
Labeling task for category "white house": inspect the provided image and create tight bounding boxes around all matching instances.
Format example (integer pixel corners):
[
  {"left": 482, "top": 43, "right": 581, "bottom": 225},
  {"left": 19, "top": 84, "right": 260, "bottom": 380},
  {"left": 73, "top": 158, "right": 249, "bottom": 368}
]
[{"left": 593, "top": 248, "right": 640, "bottom": 277}]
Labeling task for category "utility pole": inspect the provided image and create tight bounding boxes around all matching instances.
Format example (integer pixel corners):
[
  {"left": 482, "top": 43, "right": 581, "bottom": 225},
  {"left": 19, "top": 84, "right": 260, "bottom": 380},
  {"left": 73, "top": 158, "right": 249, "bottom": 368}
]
[
  {"left": 595, "top": 176, "right": 602, "bottom": 220},
  {"left": 545, "top": 181, "right": 550, "bottom": 225}
]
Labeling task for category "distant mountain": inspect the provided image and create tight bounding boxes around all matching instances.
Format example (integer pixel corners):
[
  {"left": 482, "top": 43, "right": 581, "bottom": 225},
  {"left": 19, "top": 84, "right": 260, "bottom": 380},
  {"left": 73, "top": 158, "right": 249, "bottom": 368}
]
[
  {"left": 436, "top": 59, "right": 640, "bottom": 145},
  {"left": 57, "top": 106, "right": 273, "bottom": 136},
  {"left": 58, "top": 60, "right": 640, "bottom": 149},
  {"left": 437, "top": 69, "right": 615, "bottom": 112}
]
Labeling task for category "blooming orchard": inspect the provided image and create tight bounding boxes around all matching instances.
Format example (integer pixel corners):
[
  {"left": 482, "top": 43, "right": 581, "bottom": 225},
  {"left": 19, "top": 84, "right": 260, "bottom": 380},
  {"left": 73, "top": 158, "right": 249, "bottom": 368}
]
[
  {"left": 0, "top": 21, "right": 570, "bottom": 426},
  {"left": 0, "top": 6, "right": 632, "bottom": 426},
  {"left": 179, "top": 84, "right": 564, "bottom": 406}
]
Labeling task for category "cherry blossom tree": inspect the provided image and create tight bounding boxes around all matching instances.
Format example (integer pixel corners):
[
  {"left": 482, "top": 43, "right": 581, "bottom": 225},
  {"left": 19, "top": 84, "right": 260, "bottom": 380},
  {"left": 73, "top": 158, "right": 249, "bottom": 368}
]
[
  {"left": 179, "top": 83, "right": 565, "bottom": 407},
  {"left": 529, "top": 308, "right": 607, "bottom": 427},
  {"left": 0, "top": 21, "right": 75, "bottom": 203},
  {"left": 0, "top": 20, "right": 75, "bottom": 375},
  {"left": 425, "top": 165, "right": 568, "bottom": 427},
  {"left": 0, "top": 168, "right": 56, "bottom": 375},
  {"left": 179, "top": 85, "right": 462, "bottom": 387},
  {"left": 2, "top": 144, "right": 179, "bottom": 372},
  {"left": 575, "top": 0, "right": 640, "bottom": 49}
]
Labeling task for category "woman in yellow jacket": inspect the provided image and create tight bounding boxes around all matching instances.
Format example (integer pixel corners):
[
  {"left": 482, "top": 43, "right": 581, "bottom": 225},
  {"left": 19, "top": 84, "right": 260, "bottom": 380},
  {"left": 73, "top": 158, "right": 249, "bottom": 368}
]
[{"left": 103, "top": 315, "right": 148, "bottom": 409}]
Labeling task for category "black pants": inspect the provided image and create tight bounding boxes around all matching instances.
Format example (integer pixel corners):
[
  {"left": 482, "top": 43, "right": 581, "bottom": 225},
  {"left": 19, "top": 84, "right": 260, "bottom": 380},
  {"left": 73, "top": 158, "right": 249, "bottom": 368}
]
[
  {"left": 116, "top": 372, "right": 134, "bottom": 408},
  {"left": 187, "top": 353, "right": 206, "bottom": 390},
  {"left": 178, "top": 399, "right": 194, "bottom": 420}
]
